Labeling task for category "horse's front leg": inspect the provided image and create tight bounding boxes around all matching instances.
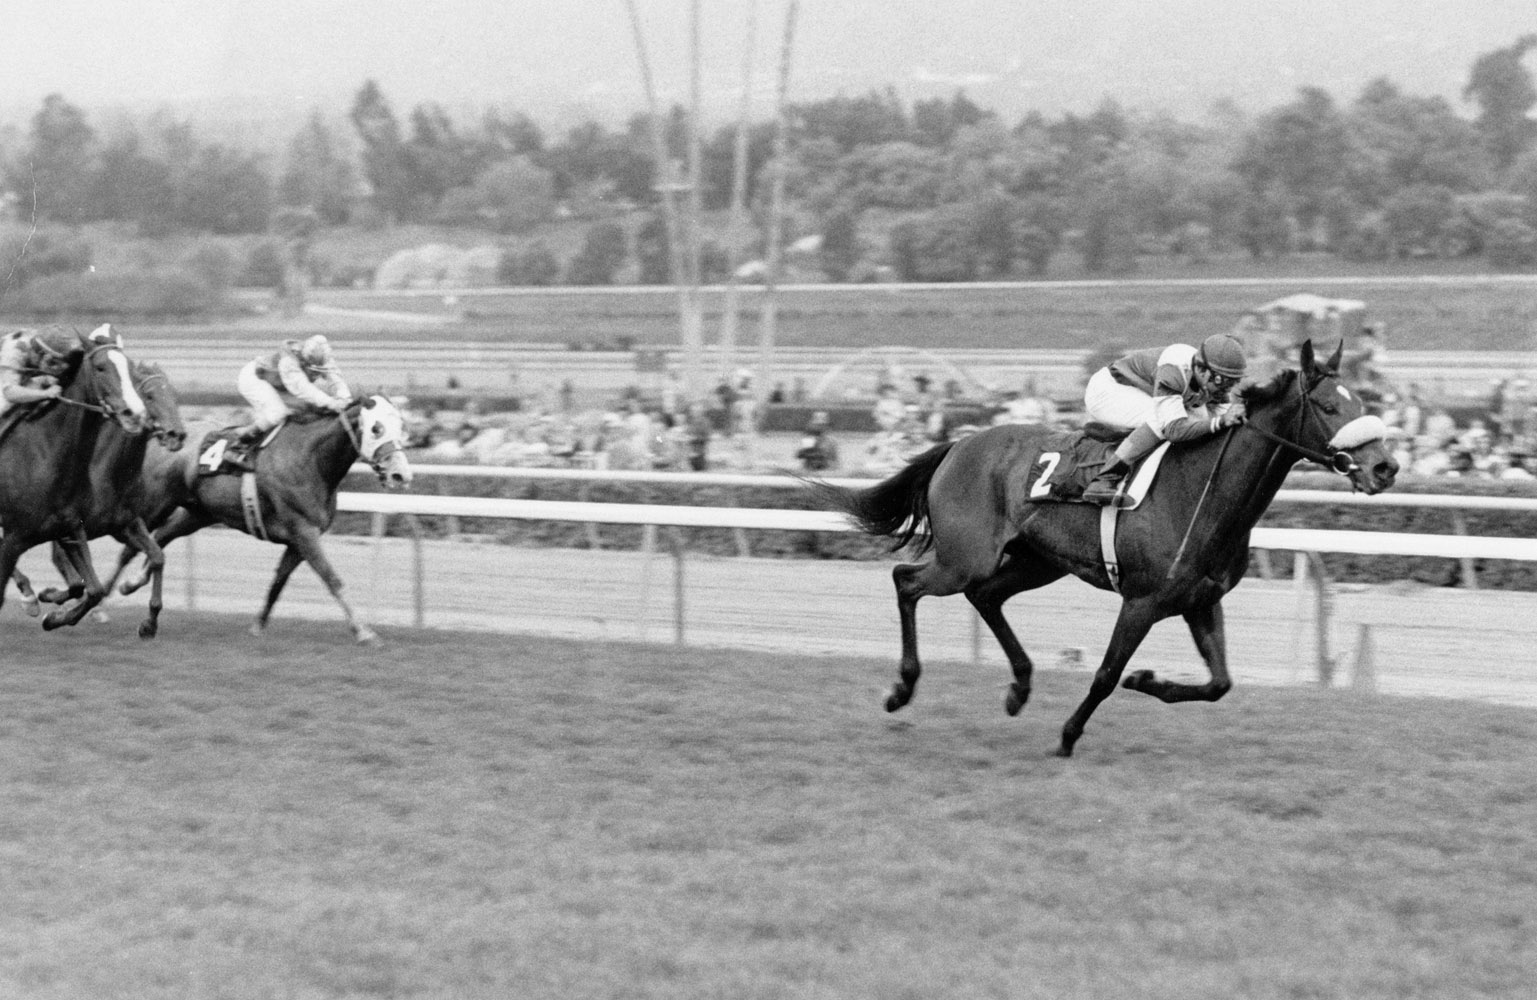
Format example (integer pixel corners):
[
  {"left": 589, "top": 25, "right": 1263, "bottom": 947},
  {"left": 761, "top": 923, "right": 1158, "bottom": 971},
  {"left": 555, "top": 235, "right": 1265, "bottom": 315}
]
[
  {"left": 43, "top": 529, "right": 110, "bottom": 630},
  {"left": 37, "top": 542, "right": 86, "bottom": 605},
  {"left": 269, "top": 528, "right": 378, "bottom": 644},
  {"left": 1057, "top": 597, "right": 1160, "bottom": 757},
  {"left": 119, "top": 519, "right": 168, "bottom": 639},
  {"left": 1122, "top": 600, "right": 1235, "bottom": 704},
  {"left": 10, "top": 568, "right": 41, "bottom": 618}
]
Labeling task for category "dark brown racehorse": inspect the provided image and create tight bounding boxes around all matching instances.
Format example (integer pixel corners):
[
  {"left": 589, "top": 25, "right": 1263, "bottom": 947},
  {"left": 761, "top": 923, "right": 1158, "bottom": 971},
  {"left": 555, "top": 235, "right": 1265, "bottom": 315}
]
[
  {"left": 809, "top": 340, "right": 1399, "bottom": 756},
  {"left": 12, "top": 361, "right": 187, "bottom": 630},
  {"left": 110, "top": 395, "right": 412, "bottom": 641},
  {"left": 0, "top": 327, "right": 148, "bottom": 621}
]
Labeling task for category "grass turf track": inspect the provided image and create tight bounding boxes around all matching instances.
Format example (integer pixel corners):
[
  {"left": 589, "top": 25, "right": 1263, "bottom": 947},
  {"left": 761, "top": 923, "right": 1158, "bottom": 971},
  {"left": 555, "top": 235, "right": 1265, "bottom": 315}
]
[{"left": 1, "top": 612, "right": 1534, "bottom": 999}]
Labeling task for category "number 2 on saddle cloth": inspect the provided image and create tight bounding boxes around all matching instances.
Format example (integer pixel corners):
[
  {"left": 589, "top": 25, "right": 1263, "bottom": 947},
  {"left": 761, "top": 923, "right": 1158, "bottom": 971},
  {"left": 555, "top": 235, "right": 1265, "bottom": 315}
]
[{"left": 1019, "top": 426, "right": 1142, "bottom": 505}]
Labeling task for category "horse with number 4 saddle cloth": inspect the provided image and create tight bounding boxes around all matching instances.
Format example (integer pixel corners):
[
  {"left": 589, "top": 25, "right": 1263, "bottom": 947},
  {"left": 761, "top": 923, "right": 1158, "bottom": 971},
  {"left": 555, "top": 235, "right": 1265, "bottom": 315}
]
[
  {"left": 102, "top": 395, "right": 414, "bottom": 642},
  {"left": 806, "top": 340, "right": 1400, "bottom": 759}
]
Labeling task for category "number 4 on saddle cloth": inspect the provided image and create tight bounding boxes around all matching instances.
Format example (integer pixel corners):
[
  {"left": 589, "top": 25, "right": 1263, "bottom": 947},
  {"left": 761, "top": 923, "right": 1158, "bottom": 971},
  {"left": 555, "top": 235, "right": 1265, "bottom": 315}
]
[
  {"left": 195, "top": 425, "right": 281, "bottom": 476},
  {"left": 1019, "top": 424, "right": 1172, "bottom": 512}
]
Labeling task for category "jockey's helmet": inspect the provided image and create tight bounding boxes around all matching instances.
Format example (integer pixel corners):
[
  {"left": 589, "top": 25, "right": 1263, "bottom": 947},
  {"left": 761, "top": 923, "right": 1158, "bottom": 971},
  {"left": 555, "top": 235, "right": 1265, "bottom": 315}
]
[
  {"left": 31, "top": 326, "right": 76, "bottom": 373},
  {"left": 299, "top": 334, "right": 336, "bottom": 371},
  {"left": 1198, "top": 333, "right": 1248, "bottom": 381}
]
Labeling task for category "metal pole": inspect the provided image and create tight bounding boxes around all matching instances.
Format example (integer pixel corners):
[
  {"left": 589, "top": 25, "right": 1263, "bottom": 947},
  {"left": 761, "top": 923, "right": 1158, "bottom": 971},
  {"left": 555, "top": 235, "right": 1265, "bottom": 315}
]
[
  {"left": 184, "top": 532, "right": 197, "bottom": 610},
  {"left": 406, "top": 514, "right": 425, "bottom": 628},
  {"left": 669, "top": 528, "right": 686, "bottom": 646}
]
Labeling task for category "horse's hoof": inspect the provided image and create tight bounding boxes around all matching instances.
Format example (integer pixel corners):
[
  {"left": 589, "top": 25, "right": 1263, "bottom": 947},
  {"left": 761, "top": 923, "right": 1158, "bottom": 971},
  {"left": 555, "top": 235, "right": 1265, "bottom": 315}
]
[
  {"left": 884, "top": 685, "right": 910, "bottom": 713},
  {"left": 138, "top": 621, "right": 159, "bottom": 640},
  {"left": 1053, "top": 744, "right": 1075, "bottom": 758},
  {"left": 23, "top": 600, "right": 40, "bottom": 618},
  {"left": 41, "top": 613, "right": 65, "bottom": 631},
  {"left": 248, "top": 623, "right": 265, "bottom": 637},
  {"left": 91, "top": 610, "right": 110, "bottom": 625},
  {"left": 355, "top": 626, "right": 380, "bottom": 644},
  {"left": 1004, "top": 684, "right": 1029, "bottom": 716},
  {"left": 1122, "top": 670, "right": 1154, "bottom": 692}
]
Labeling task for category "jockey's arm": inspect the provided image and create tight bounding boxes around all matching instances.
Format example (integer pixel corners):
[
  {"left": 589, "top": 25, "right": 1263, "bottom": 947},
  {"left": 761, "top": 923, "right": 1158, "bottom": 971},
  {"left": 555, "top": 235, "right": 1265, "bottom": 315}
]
[
  {"left": 278, "top": 353, "right": 346, "bottom": 410},
  {"left": 323, "top": 372, "right": 354, "bottom": 402},
  {"left": 1151, "top": 392, "right": 1237, "bottom": 442},
  {"left": 1, "top": 382, "right": 60, "bottom": 404}
]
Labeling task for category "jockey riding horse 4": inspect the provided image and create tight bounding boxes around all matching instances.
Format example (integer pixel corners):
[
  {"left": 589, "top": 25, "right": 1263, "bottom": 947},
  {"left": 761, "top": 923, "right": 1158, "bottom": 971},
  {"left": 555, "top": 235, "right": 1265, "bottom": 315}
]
[
  {"left": 10, "top": 360, "right": 187, "bottom": 630},
  {"left": 0, "top": 325, "right": 149, "bottom": 621},
  {"left": 108, "top": 393, "right": 412, "bottom": 642},
  {"left": 809, "top": 340, "right": 1398, "bottom": 758}
]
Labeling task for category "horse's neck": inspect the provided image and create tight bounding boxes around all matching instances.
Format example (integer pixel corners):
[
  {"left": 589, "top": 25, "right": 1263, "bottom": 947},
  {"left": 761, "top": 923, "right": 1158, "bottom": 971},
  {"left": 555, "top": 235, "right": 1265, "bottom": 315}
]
[
  {"left": 1200, "top": 403, "right": 1297, "bottom": 531},
  {"left": 309, "top": 415, "right": 359, "bottom": 488}
]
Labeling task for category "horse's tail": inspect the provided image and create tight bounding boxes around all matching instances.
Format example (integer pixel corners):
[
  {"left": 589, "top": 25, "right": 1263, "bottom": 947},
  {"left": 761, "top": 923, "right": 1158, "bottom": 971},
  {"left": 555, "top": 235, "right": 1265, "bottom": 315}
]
[{"left": 804, "top": 440, "right": 955, "bottom": 555}]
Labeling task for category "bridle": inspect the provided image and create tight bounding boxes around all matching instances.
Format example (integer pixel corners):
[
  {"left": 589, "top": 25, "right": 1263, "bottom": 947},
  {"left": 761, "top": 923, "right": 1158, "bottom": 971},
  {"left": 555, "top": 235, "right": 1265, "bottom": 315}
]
[
  {"left": 337, "top": 399, "right": 404, "bottom": 477},
  {"left": 38, "top": 341, "right": 134, "bottom": 419},
  {"left": 1237, "top": 368, "right": 1364, "bottom": 476}
]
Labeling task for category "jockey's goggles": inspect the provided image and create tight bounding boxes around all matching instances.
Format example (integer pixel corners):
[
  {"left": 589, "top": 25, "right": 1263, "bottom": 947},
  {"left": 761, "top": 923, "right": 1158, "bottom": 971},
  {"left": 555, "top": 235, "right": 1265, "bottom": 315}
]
[{"left": 1199, "top": 363, "right": 1241, "bottom": 389}]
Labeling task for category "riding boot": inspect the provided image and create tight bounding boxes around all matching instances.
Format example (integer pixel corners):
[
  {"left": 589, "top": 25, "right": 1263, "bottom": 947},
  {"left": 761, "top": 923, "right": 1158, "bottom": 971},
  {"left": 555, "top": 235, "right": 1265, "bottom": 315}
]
[
  {"left": 1082, "top": 423, "right": 1164, "bottom": 505},
  {"left": 235, "top": 423, "right": 267, "bottom": 445}
]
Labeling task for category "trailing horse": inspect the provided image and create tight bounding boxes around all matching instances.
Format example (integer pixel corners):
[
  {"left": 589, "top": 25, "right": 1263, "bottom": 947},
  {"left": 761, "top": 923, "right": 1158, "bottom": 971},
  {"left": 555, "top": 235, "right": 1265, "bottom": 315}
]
[
  {"left": 809, "top": 340, "right": 1399, "bottom": 757},
  {"left": 12, "top": 361, "right": 187, "bottom": 631},
  {"left": 0, "top": 327, "right": 148, "bottom": 621},
  {"left": 109, "top": 395, "right": 412, "bottom": 641}
]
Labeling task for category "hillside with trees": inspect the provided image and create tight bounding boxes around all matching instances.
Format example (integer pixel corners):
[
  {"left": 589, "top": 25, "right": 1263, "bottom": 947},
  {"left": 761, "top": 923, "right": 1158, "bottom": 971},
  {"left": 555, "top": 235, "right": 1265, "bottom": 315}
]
[{"left": 0, "top": 35, "right": 1534, "bottom": 318}]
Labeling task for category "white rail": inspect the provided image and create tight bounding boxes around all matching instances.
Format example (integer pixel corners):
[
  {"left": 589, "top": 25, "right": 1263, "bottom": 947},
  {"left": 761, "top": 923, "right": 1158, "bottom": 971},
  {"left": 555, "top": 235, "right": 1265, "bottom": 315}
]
[
  {"left": 364, "top": 464, "right": 1537, "bottom": 513},
  {"left": 336, "top": 492, "right": 1537, "bottom": 561}
]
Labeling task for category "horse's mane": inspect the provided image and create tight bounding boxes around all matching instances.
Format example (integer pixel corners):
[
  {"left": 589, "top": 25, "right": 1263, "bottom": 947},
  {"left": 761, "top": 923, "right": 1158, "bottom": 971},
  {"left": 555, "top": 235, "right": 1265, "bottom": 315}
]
[{"left": 1238, "top": 368, "right": 1296, "bottom": 408}]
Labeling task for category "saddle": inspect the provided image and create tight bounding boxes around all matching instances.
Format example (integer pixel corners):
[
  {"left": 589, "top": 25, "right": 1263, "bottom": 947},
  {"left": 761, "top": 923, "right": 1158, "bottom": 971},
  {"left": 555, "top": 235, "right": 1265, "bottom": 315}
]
[
  {"left": 195, "top": 424, "right": 282, "bottom": 476},
  {"left": 1022, "top": 426, "right": 1170, "bottom": 510}
]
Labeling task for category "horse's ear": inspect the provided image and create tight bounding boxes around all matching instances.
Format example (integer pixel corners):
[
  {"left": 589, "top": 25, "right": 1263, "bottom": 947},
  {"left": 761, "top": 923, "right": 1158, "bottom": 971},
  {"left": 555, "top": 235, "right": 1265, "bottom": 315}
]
[
  {"left": 1324, "top": 338, "right": 1344, "bottom": 373},
  {"left": 1299, "top": 338, "right": 1316, "bottom": 373}
]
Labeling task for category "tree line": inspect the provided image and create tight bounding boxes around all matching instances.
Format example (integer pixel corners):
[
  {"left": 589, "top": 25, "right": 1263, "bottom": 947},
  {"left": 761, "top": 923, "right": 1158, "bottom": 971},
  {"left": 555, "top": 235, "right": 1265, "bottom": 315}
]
[{"left": 2, "top": 33, "right": 1535, "bottom": 293}]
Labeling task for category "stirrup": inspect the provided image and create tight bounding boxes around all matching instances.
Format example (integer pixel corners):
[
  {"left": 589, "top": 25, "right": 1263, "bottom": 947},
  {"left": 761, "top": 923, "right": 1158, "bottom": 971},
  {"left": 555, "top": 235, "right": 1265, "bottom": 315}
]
[{"left": 1081, "top": 476, "right": 1125, "bottom": 506}]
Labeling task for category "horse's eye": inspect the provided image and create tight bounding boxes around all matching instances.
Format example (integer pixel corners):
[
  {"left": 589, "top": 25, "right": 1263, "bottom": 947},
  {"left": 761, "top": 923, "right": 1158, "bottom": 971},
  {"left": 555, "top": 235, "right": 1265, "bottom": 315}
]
[
  {"left": 1319, "top": 400, "right": 1339, "bottom": 415},
  {"left": 372, "top": 422, "right": 384, "bottom": 436}
]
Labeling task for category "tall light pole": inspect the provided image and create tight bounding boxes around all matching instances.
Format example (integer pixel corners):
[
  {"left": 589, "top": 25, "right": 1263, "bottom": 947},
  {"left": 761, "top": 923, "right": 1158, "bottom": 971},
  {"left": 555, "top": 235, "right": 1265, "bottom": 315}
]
[
  {"left": 718, "top": 0, "right": 759, "bottom": 384},
  {"left": 622, "top": 0, "right": 702, "bottom": 398},
  {"left": 756, "top": 0, "right": 799, "bottom": 409}
]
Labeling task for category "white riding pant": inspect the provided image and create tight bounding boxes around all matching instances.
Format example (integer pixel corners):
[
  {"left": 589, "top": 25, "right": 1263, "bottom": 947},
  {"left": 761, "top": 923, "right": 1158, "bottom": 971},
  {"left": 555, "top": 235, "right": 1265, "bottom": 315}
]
[
  {"left": 238, "top": 360, "right": 292, "bottom": 430},
  {"left": 1083, "top": 368, "right": 1188, "bottom": 438}
]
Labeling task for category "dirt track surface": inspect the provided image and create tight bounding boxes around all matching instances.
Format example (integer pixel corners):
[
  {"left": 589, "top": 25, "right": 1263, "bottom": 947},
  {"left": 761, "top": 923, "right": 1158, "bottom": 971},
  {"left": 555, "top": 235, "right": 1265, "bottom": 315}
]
[{"left": 11, "top": 529, "right": 1535, "bottom": 709}]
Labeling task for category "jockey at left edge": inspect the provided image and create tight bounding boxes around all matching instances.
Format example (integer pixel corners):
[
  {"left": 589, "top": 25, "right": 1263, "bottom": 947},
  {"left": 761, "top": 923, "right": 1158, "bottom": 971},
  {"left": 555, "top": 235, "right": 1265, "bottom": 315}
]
[{"left": 0, "top": 326, "right": 75, "bottom": 418}]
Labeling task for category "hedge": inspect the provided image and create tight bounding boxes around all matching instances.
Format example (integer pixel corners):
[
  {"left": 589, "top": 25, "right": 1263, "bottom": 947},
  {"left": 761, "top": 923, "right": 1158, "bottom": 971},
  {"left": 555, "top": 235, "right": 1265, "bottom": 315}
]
[{"left": 337, "top": 468, "right": 1537, "bottom": 591}]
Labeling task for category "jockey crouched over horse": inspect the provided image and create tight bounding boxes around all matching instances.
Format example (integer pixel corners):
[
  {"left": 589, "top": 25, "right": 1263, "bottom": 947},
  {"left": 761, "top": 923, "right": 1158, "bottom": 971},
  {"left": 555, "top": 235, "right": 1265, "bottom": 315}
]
[
  {"left": 807, "top": 338, "right": 1399, "bottom": 757},
  {"left": 0, "top": 324, "right": 152, "bottom": 623},
  {"left": 104, "top": 334, "right": 413, "bottom": 642}
]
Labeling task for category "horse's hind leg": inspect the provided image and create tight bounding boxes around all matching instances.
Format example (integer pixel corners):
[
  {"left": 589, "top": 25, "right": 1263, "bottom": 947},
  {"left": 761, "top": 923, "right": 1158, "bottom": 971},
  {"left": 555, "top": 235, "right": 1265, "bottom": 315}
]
[
  {"left": 887, "top": 559, "right": 970, "bottom": 711},
  {"left": 252, "top": 546, "right": 305, "bottom": 637},
  {"left": 1123, "top": 601, "right": 1234, "bottom": 703},
  {"left": 1057, "top": 597, "right": 1160, "bottom": 757},
  {"left": 965, "top": 556, "right": 1067, "bottom": 716}
]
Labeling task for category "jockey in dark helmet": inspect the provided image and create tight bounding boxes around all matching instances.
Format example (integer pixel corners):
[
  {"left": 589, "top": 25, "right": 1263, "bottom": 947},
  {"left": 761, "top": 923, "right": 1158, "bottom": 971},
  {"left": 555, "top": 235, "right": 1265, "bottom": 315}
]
[
  {"left": 1080, "top": 332, "right": 1249, "bottom": 505},
  {"left": 0, "top": 326, "right": 76, "bottom": 418},
  {"left": 233, "top": 334, "right": 353, "bottom": 443}
]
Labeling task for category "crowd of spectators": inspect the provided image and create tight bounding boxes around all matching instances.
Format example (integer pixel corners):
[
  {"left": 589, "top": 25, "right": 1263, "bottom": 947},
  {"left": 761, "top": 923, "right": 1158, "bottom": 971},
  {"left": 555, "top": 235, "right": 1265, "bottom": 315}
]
[{"left": 398, "top": 338, "right": 1537, "bottom": 485}]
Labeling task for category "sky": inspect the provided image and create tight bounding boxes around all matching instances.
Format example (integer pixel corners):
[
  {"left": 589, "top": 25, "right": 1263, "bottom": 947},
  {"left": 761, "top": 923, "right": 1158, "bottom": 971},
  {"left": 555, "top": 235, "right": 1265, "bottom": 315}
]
[{"left": 3, "top": 0, "right": 1534, "bottom": 139}]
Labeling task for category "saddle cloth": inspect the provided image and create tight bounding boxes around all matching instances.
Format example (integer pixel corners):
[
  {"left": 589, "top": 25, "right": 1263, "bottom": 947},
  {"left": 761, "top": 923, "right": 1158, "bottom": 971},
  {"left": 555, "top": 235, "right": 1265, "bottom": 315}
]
[
  {"left": 1023, "top": 427, "right": 1171, "bottom": 511},
  {"left": 195, "top": 424, "right": 281, "bottom": 476}
]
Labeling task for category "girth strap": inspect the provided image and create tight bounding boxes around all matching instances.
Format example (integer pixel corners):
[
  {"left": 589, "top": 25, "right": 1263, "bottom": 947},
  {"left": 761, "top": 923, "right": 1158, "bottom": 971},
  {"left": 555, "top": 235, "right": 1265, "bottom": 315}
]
[
  {"left": 1099, "top": 505, "right": 1121, "bottom": 594},
  {"left": 240, "top": 472, "right": 269, "bottom": 542}
]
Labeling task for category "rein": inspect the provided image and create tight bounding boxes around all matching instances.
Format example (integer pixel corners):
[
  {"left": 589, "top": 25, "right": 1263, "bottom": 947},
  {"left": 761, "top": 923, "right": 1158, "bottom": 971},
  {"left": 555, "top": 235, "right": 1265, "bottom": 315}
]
[
  {"left": 1166, "top": 428, "right": 1234, "bottom": 580},
  {"left": 1237, "top": 372, "right": 1360, "bottom": 475}
]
